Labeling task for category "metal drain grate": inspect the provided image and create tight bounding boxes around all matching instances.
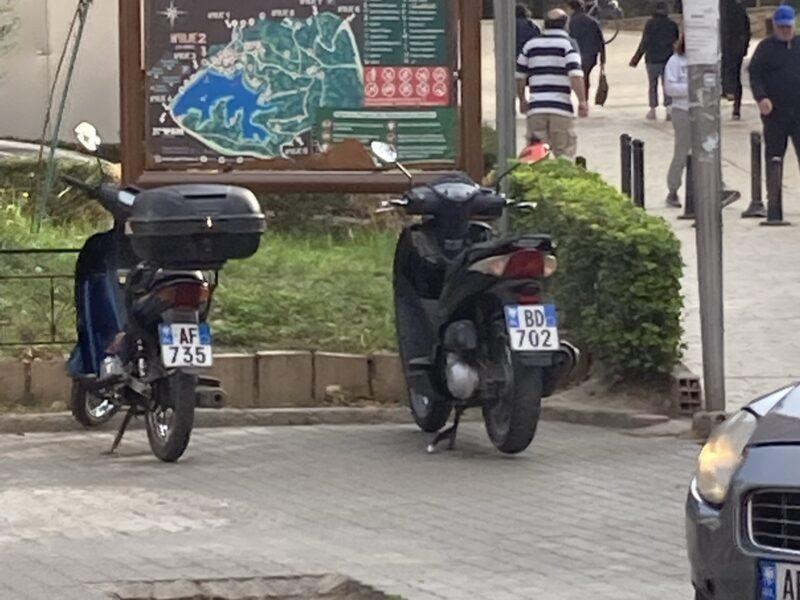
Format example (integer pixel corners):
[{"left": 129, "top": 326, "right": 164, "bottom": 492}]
[{"left": 104, "top": 574, "right": 396, "bottom": 600}]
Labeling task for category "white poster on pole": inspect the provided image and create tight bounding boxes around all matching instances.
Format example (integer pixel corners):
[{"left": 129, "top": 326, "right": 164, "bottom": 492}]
[{"left": 684, "top": 0, "right": 720, "bottom": 65}]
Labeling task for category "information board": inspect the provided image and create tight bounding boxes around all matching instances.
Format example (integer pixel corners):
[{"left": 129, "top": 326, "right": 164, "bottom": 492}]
[{"left": 143, "top": 0, "right": 457, "bottom": 169}]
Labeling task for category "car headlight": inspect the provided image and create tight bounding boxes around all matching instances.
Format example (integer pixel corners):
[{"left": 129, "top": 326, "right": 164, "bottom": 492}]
[{"left": 695, "top": 410, "right": 758, "bottom": 506}]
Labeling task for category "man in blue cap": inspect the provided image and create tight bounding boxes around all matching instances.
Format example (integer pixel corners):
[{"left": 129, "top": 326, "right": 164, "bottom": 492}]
[{"left": 749, "top": 4, "right": 800, "bottom": 171}]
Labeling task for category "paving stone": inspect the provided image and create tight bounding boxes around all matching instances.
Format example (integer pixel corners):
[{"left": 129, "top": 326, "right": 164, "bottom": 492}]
[
  {"left": 210, "top": 354, "right": 257, "bottom": 409},
  {"left": 314, "top": 352, "right": 370, "bottom": 401},
  {"left": 256, "top": 351, "right": 314, "bottom": 408}
]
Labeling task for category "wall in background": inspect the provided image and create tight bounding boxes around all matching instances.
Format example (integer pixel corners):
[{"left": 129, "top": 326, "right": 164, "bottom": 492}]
[{"left": 0, "top": 0, "right": 120, "bottom": 143}]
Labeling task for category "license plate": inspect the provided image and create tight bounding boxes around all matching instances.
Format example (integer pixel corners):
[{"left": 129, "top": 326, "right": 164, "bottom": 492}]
[
  {"left": 761, "top": 561, "right": 800, "bottom": 599},
  {"left": 505, "top": 304, "right": 560, "bottom": 352},
  {"left": 159, "top": 323, "right": 213, "bottom": 368}
]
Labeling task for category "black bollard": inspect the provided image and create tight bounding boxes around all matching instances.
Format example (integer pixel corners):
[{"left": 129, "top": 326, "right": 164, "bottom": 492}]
[
  {"left": 742, "top": 131, "right": 768, "bottom": 218},
  {"left": 632, "top": 139, "right": 645, "bottom": 208},
  {"left": 761, "top": 156, "right": 791, "bottom": 227},
  {"left": 576, "top": 156, "right": 587, "bottom": 169},
  {"left": 678, "top": 155, "right": 696, "bottom": 220},
  {"left": 620, "top": 134, "right": 632, "bottom": 197}
]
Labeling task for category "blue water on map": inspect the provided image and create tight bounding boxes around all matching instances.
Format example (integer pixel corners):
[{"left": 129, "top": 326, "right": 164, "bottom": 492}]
[{"left": 172, "top": 70, "right": 271, "bottom": 141}]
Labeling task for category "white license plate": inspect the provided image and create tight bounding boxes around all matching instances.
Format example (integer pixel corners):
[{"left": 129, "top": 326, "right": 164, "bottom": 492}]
[
  {"left": 159, "top": 323, "right": 213, "bottom": 368},
  {"left": 505, "top": 304, "right": 560, "bottom": 352},
  {"left": 761, "top": 561, "right": 800, "bottom": 599}
]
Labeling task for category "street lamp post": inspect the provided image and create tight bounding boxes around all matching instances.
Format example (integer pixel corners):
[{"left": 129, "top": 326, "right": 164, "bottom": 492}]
[{"left": 684, "top": 1, "right": 726, "bottom": 412}]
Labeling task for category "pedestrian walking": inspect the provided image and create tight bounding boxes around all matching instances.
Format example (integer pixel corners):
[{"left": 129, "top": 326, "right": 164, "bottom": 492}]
[
  {"left": 629, "top": 1, "right": 679, "bottom": 121},
  {"left": 516, "top": 3, "right": 541, "bottom": 60},
  {"left": 664, "top": 35, "right": 689, "bottom": 208},
  {"left": 516, "top": 8, "right": 588, "bottom": 159},
  {"left": 664, "top": 34, "right": 742, "bottom": 209},
  {"left": 721, "top": 0, "right": 751, "bottom": 120},
  {"left": 566, "top": 0, "right": 606, "bottom": 100},
  {"left": 749, "top": 5, "right": 800, "bottom": 172}
]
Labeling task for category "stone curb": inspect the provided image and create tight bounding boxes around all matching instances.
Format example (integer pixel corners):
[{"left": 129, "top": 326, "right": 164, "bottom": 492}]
[{"left": 0, "top": 404, "right": 672, "bottom": 435}]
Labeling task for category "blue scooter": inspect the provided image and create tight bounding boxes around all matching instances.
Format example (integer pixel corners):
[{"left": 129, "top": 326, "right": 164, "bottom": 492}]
[{"left": 65, "top": 124, "right": 265, "bottom": 462}]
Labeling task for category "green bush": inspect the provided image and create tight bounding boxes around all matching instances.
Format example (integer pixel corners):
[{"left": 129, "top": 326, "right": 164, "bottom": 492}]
[{"left": 511, "top": 160, "right": 684, "bottom": 380}]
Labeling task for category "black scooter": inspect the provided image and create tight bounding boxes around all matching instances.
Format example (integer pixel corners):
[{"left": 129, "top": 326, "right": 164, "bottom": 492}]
[
  {"left": 371, "top": 141, "right": 577, "bottom": 454},
  {"left": 65, "top": 124, "right": 265, "bottom": 462}
]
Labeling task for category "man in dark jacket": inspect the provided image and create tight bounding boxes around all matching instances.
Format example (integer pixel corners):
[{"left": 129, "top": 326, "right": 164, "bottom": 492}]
[
  {"left": 721, "top": 0, "right": 751, "bottom": 120},
  {"left": 629, "top": 1, "right": 680, "bottom": 120},
  {"left": 516, "top": 3, "right": 541, "bottom": 59},
  {"left": 749, "top": 5, "right": 800, "bottom": 170},
  {"left": 567, "top": 0, "right": 606, "bottom": 100}
]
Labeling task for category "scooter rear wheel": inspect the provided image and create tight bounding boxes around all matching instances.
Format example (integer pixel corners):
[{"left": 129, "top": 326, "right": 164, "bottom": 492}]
[
  {"left": 145, "top": 370, "right": 196, "bottom": 463},
  {"left": 70, "top": 381, "right": 119, "bottom": 428},
  {"left": 482, "top": 321, "right": 543, "bottom": 454}
]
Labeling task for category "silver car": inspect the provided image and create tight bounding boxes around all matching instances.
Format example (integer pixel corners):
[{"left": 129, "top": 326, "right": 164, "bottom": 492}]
[{"left": 687, "top": 384, "right": 800, "bottom": 600}]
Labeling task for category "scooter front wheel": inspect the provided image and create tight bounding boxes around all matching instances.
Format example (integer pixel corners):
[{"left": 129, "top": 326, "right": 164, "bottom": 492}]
[
  {"left": 482, "top": 322, "right": 543, "bottom": 454},
  {"left": 70, "top": 381, "right": 119, "bottom": 428},
  {"left": 145, "top": 370, "right": 196, "bottom": 462},
  {"left": 409, "top": 389, "right": 452, "bottom": 433}
]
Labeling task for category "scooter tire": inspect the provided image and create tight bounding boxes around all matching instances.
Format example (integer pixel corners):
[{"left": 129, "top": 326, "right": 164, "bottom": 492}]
[
  {"left": 482, "top": 323, "right": 543, "bottom": 454},
  {"left": 70, "top": 381, "right": 118, "bottom": 428},
  {"left": 145, "top": 371, "right": 196, "bottom": 463},
  {"left": 409, "top": 390, "right": 452, "bottom": 433}
]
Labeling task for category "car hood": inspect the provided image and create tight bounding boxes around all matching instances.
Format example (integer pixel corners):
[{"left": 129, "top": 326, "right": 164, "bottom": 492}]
[{"left": 748, "top": 383, "right": 800, "bottom": 446}]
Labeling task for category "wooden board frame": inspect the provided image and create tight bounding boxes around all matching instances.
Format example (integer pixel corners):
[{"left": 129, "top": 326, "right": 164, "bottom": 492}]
[{"left": 119, "top": 0, "right": 483, "bottom": 193}]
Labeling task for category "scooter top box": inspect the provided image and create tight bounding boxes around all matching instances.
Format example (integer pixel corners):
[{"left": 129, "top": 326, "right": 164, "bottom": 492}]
[{"left": 128, "top": 184, "right": 266, "bottom": 269}]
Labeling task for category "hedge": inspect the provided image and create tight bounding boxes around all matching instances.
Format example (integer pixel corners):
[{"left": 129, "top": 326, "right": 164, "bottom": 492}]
[{"left": 511, "top": 160, "right": 684, "bottom": 380}]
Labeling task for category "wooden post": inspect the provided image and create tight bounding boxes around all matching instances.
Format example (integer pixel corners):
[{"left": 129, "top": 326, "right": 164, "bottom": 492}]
[
  {"left": 119, "top": 0, "right": 144, "bottom": 187},
  {"left": 460, "top": 0, "right": 484, "bottom": 182}
]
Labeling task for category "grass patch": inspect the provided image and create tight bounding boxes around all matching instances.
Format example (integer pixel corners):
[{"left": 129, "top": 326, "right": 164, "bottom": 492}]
[{"left": 213, "top": 230, "right": 397, "bottom": 353}]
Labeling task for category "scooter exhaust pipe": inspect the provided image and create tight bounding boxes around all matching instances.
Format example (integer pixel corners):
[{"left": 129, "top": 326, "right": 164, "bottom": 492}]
[
  {"left": 445, "top": 354, "right": 480, "bottom": 401},
  {"left": 559, "top": 342, "right": 579, "bottom": 375}
]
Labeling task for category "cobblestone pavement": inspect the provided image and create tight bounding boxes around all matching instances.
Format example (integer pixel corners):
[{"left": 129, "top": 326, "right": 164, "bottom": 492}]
[
  {"left": 484, "top": 28, "right": 800, "bottom": 411},
  {"left": 0, "top": 422, "right": 698, "bottom": 599}
]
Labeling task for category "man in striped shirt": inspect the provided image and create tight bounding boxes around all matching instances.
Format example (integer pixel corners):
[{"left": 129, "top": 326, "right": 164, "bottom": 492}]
[{"left": 516, "top": 9, "right": 589, "bottom": 159}]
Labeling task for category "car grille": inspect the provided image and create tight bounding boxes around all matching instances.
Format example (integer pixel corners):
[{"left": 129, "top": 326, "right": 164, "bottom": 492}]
[{"left": 749, "top": 490, "right": 800, "bottom": 553}]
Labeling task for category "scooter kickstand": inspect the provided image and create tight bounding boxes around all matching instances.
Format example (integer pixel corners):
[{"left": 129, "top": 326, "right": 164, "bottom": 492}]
[
  {"left": 427, "top": 408, "right": 464, "bottom": 454},
  {"left": 107, "top": 409, "right": 134, "bottom": 455}
]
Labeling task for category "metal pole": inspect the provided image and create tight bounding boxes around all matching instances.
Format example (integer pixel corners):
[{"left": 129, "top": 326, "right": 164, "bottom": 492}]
[
  {"left": 494, "top": 0, "right": 517, "bottom": 234},
  {"left": 761, "top": 157, "right": 791, "bottom": 227},
  {"left": 685, "top": 0, "right": 725, "bottom": 411},
  {"left": 742, "top": 131, "right": 767, "bottom": 218},
  {"left": 632, "top": 139, "right": 645, "bottom": 208},
  {"left": 620, "top": 134, "right": 632, "bottom": 197}
]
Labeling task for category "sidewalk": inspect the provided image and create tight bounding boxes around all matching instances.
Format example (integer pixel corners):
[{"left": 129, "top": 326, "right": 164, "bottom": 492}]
[
  {"left": 484, "top": 27, "right": 800, "bottom": 411},
  {"left": 0, "top": 422, "right": 695, "bottom": 599}
]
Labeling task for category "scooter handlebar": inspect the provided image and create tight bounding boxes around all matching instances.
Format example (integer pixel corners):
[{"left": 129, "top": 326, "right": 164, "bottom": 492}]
[
  {"left": 62, "top": 176, "right": 129, "bottom": 217},
  {"left": 61, "top": 174, "right": 96, "bottom": 195}
]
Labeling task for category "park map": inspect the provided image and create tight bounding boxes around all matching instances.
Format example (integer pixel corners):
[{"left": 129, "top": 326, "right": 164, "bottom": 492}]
[{"left": 145, "top": 0, "right": 456, "bottom": 167}]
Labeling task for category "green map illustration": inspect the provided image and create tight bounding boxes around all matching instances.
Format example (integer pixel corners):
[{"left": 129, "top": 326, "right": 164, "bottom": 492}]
[{"left": 170, "top": 11, "right": 364, "bottom": 159}]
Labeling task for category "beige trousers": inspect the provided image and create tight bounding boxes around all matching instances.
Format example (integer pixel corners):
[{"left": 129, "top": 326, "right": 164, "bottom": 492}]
[{"left": 527, "top": 113, "right": 577, "bottom": 159}]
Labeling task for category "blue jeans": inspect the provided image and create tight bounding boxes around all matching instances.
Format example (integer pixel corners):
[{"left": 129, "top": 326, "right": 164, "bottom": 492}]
[{"left": 646, "top": 62, "right": 672, "bottom": 109}]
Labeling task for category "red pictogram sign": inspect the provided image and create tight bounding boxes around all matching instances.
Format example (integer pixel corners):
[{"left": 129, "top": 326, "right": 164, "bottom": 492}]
[{"left": 363, "top": 66, "right": 452, "bottom": 107}]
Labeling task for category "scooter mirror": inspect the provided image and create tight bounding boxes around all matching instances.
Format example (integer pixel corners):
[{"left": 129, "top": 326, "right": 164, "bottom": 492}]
[
  {"left": 74, "top": 122, "right": 102, "bottom": 153},
  {"left": 370, "top": 141, "right": 398, "bottom": 165}
]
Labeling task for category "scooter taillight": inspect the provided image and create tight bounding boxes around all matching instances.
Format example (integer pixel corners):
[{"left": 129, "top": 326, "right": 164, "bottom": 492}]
[
  {"left": 469, "top": 250, "right": 557, "bottom": 279},
  {"left": 502, "top": 249, "right": 558, "bottom": 280},
  {"left": 155, "top": 282, "right": 210, "bottom": 309},
  {"left": 503, "top": 250, "right": 546, "bottom": 279}
]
